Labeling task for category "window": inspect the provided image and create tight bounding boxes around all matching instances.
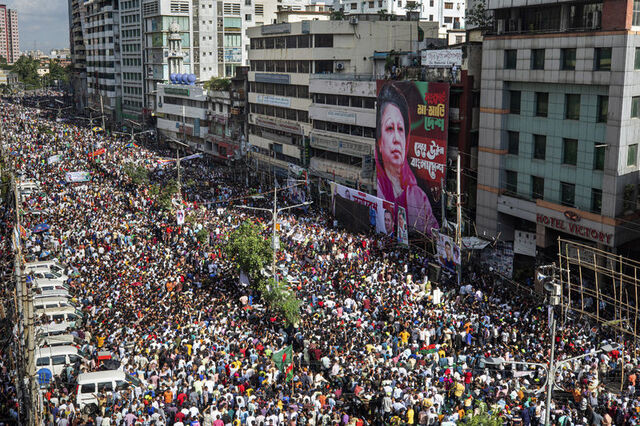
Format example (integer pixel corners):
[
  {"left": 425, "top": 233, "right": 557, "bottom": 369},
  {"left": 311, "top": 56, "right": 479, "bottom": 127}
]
[
  {"left": 594, "top": 143, "right": 606, "bottom": 170},
  {"left": 430, "top": 0, "right": 434, "bottom": 5},
  {"left": 582, "top": 92, "right": 602, "bottom": 122},
  {"left": 624, "top": 184, "right": 636, "bottom": 211},
  {"left": 561, "top": 182, "right": 575, "bottom": 207},
  {"left": 531, "top": 49, "right": 545, "bottom": 70},
  {"left": 509, "top": 90, "right": 521, "bottom": 114},
  {"left": 505, "top": 170, "right": 517, "bottom": 194},
  {"left": 508, "top": 131, "right": 519, "bottom": 155},
  {"left": 80, "top": 383, "right": 96, "bottom": 393},
  {"left": 628, "top": 144, "right": 638, "bottom": 167},
  {"left": 245, "top": 14, "right": 252, "bottom": 20},
  {"left": 591, "top": 188, "right": 602, "bottom": 213},
  {"left": 36, "top": 357, "right": 50, "bottom": 367},
  {"left": 565, "top": 94, "right": 581, "bottom": 120},
  {"left": 535, "top": 92, "right": 548, "bottom": 117},
  {"left": 634, "top": 0, "right": 640, "bottom": 25},
  {"left": 533, "top": 134, "right": 546, "bottom": 160},
  {"left": 314, "top": 34, "right": 333, "bottom": 48},
  {"left": 444, "top": 2, "right": 453, "bottom": 8},
  {"left": 368, "top": 1, "right": 374, "bottom": 6},
  {"left": 635, "top": 48, "right": 640, "bottom": 69},
  {"left": 632, "top": 96, "right": 640, "bottom": 118},
  {"left": 351, "top": 2, "right": 357, "bottom": 8},
  {"left": 52, "top": 355, "right": 67, "bottom": 365},
  {"left": 594, "top": 47, "right": 611, "bottom": 70},
  {"left": 563, "top": 138, "right": 578, "bottom": 165},
  {"left": 444, "top": 16, "right": 452, "bottom": 23},
  {"left": 561, "top": 48, "right": 576, "bottom": 70},
  {"left": 504, "top": 50, "right": 517, "bottom": 69},
  {"left": 532, "top": 176, "right": 544, "bottom": 200}
]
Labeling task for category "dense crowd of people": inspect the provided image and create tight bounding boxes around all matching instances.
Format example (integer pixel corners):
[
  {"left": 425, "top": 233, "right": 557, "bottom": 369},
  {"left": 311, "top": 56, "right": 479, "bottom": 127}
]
[{"left": 1, "top": 93, "right": 640, "bottom": 426}]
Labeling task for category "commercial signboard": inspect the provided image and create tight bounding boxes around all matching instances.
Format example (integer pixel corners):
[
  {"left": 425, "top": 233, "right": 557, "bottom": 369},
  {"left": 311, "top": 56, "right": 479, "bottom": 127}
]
[
  {"left": 421, "top": 49, "right": 463, "bottom": 67},
  {"left": 255, "top": 116, "right": 302, "bottom": 135},
  {"left": 536, "top": 212, "right": 613, "bottom": 246},
  {"left": 256, "top": 94, "right": 291, "bottom": 108},
  {"left": 254, "top": 73, "right": 290, "bottom": 85},
  {"left": 514, "top": 230, "right": 536, "bottom": 257},
  {"left": 375, "top": 81, "right": 449, "bottom": 236},
  {"left": 327, "top": 109, "right": 357, "bottom": 125}
]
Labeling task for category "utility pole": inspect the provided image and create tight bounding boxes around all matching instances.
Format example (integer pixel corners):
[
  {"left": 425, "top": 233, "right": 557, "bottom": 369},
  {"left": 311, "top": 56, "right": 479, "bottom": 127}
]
[
  {"left": 440, "top": 177, "right": 445, "bottom": 229},
  {"left": 456, "top": 153, "right": 462, "bottom": 286},
  {"left": 545, "top": 307, "right": 556, "bottom": 426},
  {"left": 177, "top": 148, "right": 181, "bottom": 194},
  {"left": 100, "top": 94, "right": 105, "bottom": 131},
  {"left": 272, "top": 179, "right": 278, "bottom": 284}
]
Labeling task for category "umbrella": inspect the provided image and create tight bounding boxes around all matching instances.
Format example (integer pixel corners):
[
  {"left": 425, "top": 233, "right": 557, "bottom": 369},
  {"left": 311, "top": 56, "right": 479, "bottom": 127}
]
[{"left": 32, "top": 223, "right": 50, "bottom": 233}]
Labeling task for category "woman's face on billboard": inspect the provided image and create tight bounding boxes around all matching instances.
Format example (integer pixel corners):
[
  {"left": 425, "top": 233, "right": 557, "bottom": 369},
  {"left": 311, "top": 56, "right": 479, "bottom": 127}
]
[{"left": 379, "top": 103, "right": 406, "bottom": 173}]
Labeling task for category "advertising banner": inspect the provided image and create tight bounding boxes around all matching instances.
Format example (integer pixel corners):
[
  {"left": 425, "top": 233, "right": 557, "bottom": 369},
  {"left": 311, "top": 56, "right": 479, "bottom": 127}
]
[
  {"left": 376, "top": 81, "right": 449, "bottom": 236},
  {"left": 332, "top": 182, "right": 395, "bottom": 237},
  {"left": 397, "top": 206, "right": 409, "bottom": 246},
  {"left": 435, "top": 231, "right": 460, "bottom": 273},
  {"left": 421, "top": 49, "right": 463, "bottom": 67},
  {"left": 65, "top": 171, "right": 91, "bottom": 183}
]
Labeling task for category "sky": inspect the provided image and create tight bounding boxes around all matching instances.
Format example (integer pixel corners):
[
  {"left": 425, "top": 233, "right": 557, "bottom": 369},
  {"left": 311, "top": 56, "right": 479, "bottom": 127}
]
[{"left": 6, "top": 0, "right": 69, "bottom": 54}]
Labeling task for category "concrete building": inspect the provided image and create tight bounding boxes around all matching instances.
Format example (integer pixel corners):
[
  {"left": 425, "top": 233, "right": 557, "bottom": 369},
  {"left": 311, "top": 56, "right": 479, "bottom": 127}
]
[
  {"left": 476, "top": 0, "right": 640, "bottom": 258},
  {"left": 156, "top": 83, "right": 210, "bottom": 150},
  {"left": 120, "top": 0, "right": 144, "bottom": 121},
  {"left": 0, "top": 68, "right": 18, "bottom": 86},
  {"left": 68, "top": 0, "right": 88, "bottom": 111},
  {"left": 246, "top": 19, "right": 430, "bottom": 180},
  {"left": 335, "top": 0, "right": 465, "bottom": 31},
  {"left": 0, "top": 5, "right": 18, "bottom": 64}
]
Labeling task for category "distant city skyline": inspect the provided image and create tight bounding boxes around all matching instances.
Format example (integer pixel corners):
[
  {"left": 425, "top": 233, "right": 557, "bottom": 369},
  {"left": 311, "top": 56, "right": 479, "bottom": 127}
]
[{"left": 3, "top": 0, "right": 69, "bottom": 54}]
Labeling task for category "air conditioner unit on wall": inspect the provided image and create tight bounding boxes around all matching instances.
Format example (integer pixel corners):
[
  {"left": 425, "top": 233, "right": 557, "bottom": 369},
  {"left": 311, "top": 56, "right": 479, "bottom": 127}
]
[
  {"left": 349, "top": 16, "right": 358, "bottom": 25},
  {"left": 335, "top": 62, "right": 345, "bottom": 71}
]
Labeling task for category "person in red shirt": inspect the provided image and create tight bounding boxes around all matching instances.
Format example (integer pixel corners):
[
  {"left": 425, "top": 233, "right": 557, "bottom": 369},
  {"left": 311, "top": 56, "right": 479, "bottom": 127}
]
[{"left": 177, "top": 390, "right": 188, "bottom": 406}]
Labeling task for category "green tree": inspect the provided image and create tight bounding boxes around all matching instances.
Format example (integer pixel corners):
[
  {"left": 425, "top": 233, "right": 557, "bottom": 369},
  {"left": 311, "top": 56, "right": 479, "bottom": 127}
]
[
  {"left": 123, "top": 164, "right": 150, "bottom": 186},
  {"left": 154, "top": 179, "right": 179, "bottom": 211},
  {"left": 377, "top": 9, "right": 389, "bottom": 21},
  {"left": 330, "top": 9, "right": 346, "bottom": 20},
  {"left": 204, "top": 77, "right": 231, "bottom": 91},
  {"left": 466, "top": 0, "right": 494, "bottom": 29},
  {"left": 49, "top": 59, "right": 70, "bottom": 83},
  {"left": 12, "top": 56, "right": 40, "bottom": 88},
  {"left": 225, "top": 220, "right": 273, "bottom": 283}
]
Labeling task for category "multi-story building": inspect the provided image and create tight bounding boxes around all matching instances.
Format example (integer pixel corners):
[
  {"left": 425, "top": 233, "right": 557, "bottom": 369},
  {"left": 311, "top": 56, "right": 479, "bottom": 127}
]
[
  {"left": 156, "top": 82, "right": 211, "bottom": 150},
  {"left": 68, "top": 0, "right": 88, "bottom": 110},
  {"left": 0, "top": 5, "right": 18, "bottom": 64},
  {"left": 335, "top": 0, "right": 465, "bottom": 31},
  {"left": 84, "top": 0, "right": 121, "bottom": 124},
  {"left": 476, "top": 0, "right": 640, "bottom": 258},
  {"left": 246, "top": 19, "right": 434, "bottom": 184},
  {"left": 120, "top": 0, "right": 144, "bottom": 121}
]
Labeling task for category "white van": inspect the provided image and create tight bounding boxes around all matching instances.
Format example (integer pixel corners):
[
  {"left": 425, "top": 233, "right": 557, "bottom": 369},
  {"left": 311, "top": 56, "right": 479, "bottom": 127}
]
[
  {"left": 33, "top": 280, "right": 70, "bottom": 292},
  {"left": 35, "top": 345, "right": 87, "bottom": 376},
  {"left": 34, "top": 296, "right": 77, "bottom": 311},
  {"left": 76, "top": 371, "right": 144, "bottom": 409},
  {"left": 26, "top": 260, "right": 69, "bottom": 281},
  {"left": 34, "top": 286, "right": 70, "bottom": 299},
  {"left": 38, "top": 334, "right": 84, "bottom": 349},
  {"left": 36, "top": 323, "right": 72, "bottom": 337},
  {"left": 35, "top": 306, "right": 82, "bottom": 326},
  {"left": 18, "top": 181, "right": 40, "bottom": 197}
]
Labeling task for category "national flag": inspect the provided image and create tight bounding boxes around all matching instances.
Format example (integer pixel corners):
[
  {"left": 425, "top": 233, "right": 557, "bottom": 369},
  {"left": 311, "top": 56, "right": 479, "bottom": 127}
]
[
  {"left": 19, "top": 225, "right": 27, "bottom": 239},
  {"left": 272, "top": 345, "right": 294, "bottom": 382},
  {"left": 125, "top": 142, "right": 138, "bottom": 148},
  {"left": 89, "top": 148, "right": 106, "bottom": 157}
]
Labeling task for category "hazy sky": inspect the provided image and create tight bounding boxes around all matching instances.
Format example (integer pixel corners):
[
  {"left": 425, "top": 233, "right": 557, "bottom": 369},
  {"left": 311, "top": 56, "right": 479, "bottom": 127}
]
[{"left": 6, "top": 0, "right": 69, "bottom": 54}]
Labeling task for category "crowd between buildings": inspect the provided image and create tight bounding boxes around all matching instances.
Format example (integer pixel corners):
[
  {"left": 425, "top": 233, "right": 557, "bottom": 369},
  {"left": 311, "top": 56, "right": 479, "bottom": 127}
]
[{"left": 1, "top": 94, "right": 640, "bottom": 426}]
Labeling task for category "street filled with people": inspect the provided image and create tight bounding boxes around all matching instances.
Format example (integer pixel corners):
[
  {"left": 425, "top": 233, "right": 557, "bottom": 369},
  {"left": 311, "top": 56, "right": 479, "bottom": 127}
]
[{"left": 1, "top": 93, "right": 640, "bottom": 425}]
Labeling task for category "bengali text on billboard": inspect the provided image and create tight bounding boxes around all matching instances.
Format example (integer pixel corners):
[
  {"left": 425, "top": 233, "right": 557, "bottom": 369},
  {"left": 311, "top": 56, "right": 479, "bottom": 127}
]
[{"left": 375, "top": 81, "right": 449, "bottom": 236}]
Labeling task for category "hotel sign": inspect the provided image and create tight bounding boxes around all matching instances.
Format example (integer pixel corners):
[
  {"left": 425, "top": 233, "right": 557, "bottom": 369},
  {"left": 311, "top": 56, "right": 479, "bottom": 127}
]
[{"left": 536, "top": 213, "right": 613, "bottom": 246}]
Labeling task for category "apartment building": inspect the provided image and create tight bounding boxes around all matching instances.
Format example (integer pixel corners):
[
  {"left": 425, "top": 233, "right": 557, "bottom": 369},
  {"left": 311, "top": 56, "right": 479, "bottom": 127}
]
[
  {"left": 477, "top": 0, "right": 640, "bottom": 257},
  {"left": 84, "top": 0, "right": 122, "bottom": 124},
  {"left": 120, "top": 0, "right": 144, "bottom": 120},
  {"left": 68, "top": 0, "right": 88, "bottom": 110},
  {"left": 246, "top": 20, "right": 425, "bottom": 182},
  {"left": 335, "top": 0, "right": 465, "bottom": 31},
  {"left": 0, "top": 5, "right": 18, "bottom": 64}
]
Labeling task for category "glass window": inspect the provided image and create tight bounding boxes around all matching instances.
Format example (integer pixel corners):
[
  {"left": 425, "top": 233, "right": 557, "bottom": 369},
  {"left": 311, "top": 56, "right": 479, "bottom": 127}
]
[
  {"left": 505, "top": 170, "right": 517, "bottom": 194},
  {"left": 531, "top": 49, "right": 545, "bottom": 70},
  {"left": 624, "top": 184, "right": 636, "bottom": 211},
  {"left": 595, "top": 47, "right": 612, "bottom": 71},
  {"left": 591, "top": 188, "right": 602, "bottom": 213},
  {"left": 563, "top": 138, "right": 578, "bottom": 165},
  {"left": 565, "top": 94, "right": 581, "bottom": 120},
  {"left": 628, "top": 144, "right": 638, "bottom": 167},
  {"left": 534, "top": 135, "right": 546, "bottom": 160},
  {"left": 98, "top": 382, "right": 113, "bottom": 392},
  {"left": 634, "top": 0, "right": 640, "bottom": 26},
  {"left": 52, "top": 355, "right": 67, "bottom": 365},
  {"left": 36, "top": 357, "right": 50, "bottom": 367},
  {"left": 532, "top": 176, "right": 544, "bottom": 200},
  {"left": 297, "top": 35, "right": 310, "bottom": 48},
  {"left": 561, "top": 48, "right": 576, "bottom": 70},
  {"left": 597, "top": 96, "right": 608, "bottom": 123},
  {"left": 594, "top": 144, "right": 606, "bottom": 170},
  {"left": 80, "top": 383, "right": 96, "bottom": 393},
  {"left": 508, "top": 131, "right": 519, "bottom": 155},
  {"left": 535, "top": 92, "right": 548, "bottom": 117},
  {"left": 509, "top": 90, "right": 521, "bottom": 114},
  {"left": 635, "top": 47, "right": 640, "bottom": 70},
  {"left": 504, "top": 50, "right": 517, "bottom": 69},
  {"left": 314, "top": 34, "right": 333, "bottom": 48},
  {"left": 632, "top": 96, "right": 640, "bottom": 118},
  {"left": 561, "top": 182, "right": 575, "bottom": 207},
  {"left": 286, "top": 36, "right": 297, "bottom": 48}
]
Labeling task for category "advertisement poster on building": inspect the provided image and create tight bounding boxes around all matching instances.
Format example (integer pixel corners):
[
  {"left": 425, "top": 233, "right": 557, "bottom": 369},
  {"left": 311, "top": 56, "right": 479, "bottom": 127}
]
[
  {"left": 332, "top": 182, "right": 395, "bottom": 236},
  {"left": 435, "top": 231, "right": 460, "bottom": 273},
  {"left": 375, "top": 81, "right": 449, "bottom": 236},
  {"left": 397, "top": 206, "right": 409, "bottom": 247}
]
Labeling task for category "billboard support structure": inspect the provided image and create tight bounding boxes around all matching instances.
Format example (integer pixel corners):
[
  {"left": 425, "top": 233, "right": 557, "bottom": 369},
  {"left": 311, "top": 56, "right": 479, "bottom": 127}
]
[{"left": 456, "top": 153, "right": 462, "bottom": 286}]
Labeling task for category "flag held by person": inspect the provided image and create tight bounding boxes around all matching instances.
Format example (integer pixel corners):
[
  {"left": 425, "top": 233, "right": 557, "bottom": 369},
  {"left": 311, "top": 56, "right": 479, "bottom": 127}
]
[{"left": 272, "top": 345, "right": 294, "bottom": 381}]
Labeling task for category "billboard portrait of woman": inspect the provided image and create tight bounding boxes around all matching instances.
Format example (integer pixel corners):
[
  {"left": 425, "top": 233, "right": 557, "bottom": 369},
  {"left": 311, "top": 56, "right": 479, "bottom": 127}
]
[{"left": 375, "top": 82, "right": 439, "bottom": 236}]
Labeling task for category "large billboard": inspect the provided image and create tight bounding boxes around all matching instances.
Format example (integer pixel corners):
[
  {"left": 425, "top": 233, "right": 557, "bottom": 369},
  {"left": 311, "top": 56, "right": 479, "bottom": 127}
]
[
  {"left": 375, "top": 81, "right": 449, "bottom": 236},
  {"left": 332, "top": 182, "right": 395, "bottom": 237}
]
